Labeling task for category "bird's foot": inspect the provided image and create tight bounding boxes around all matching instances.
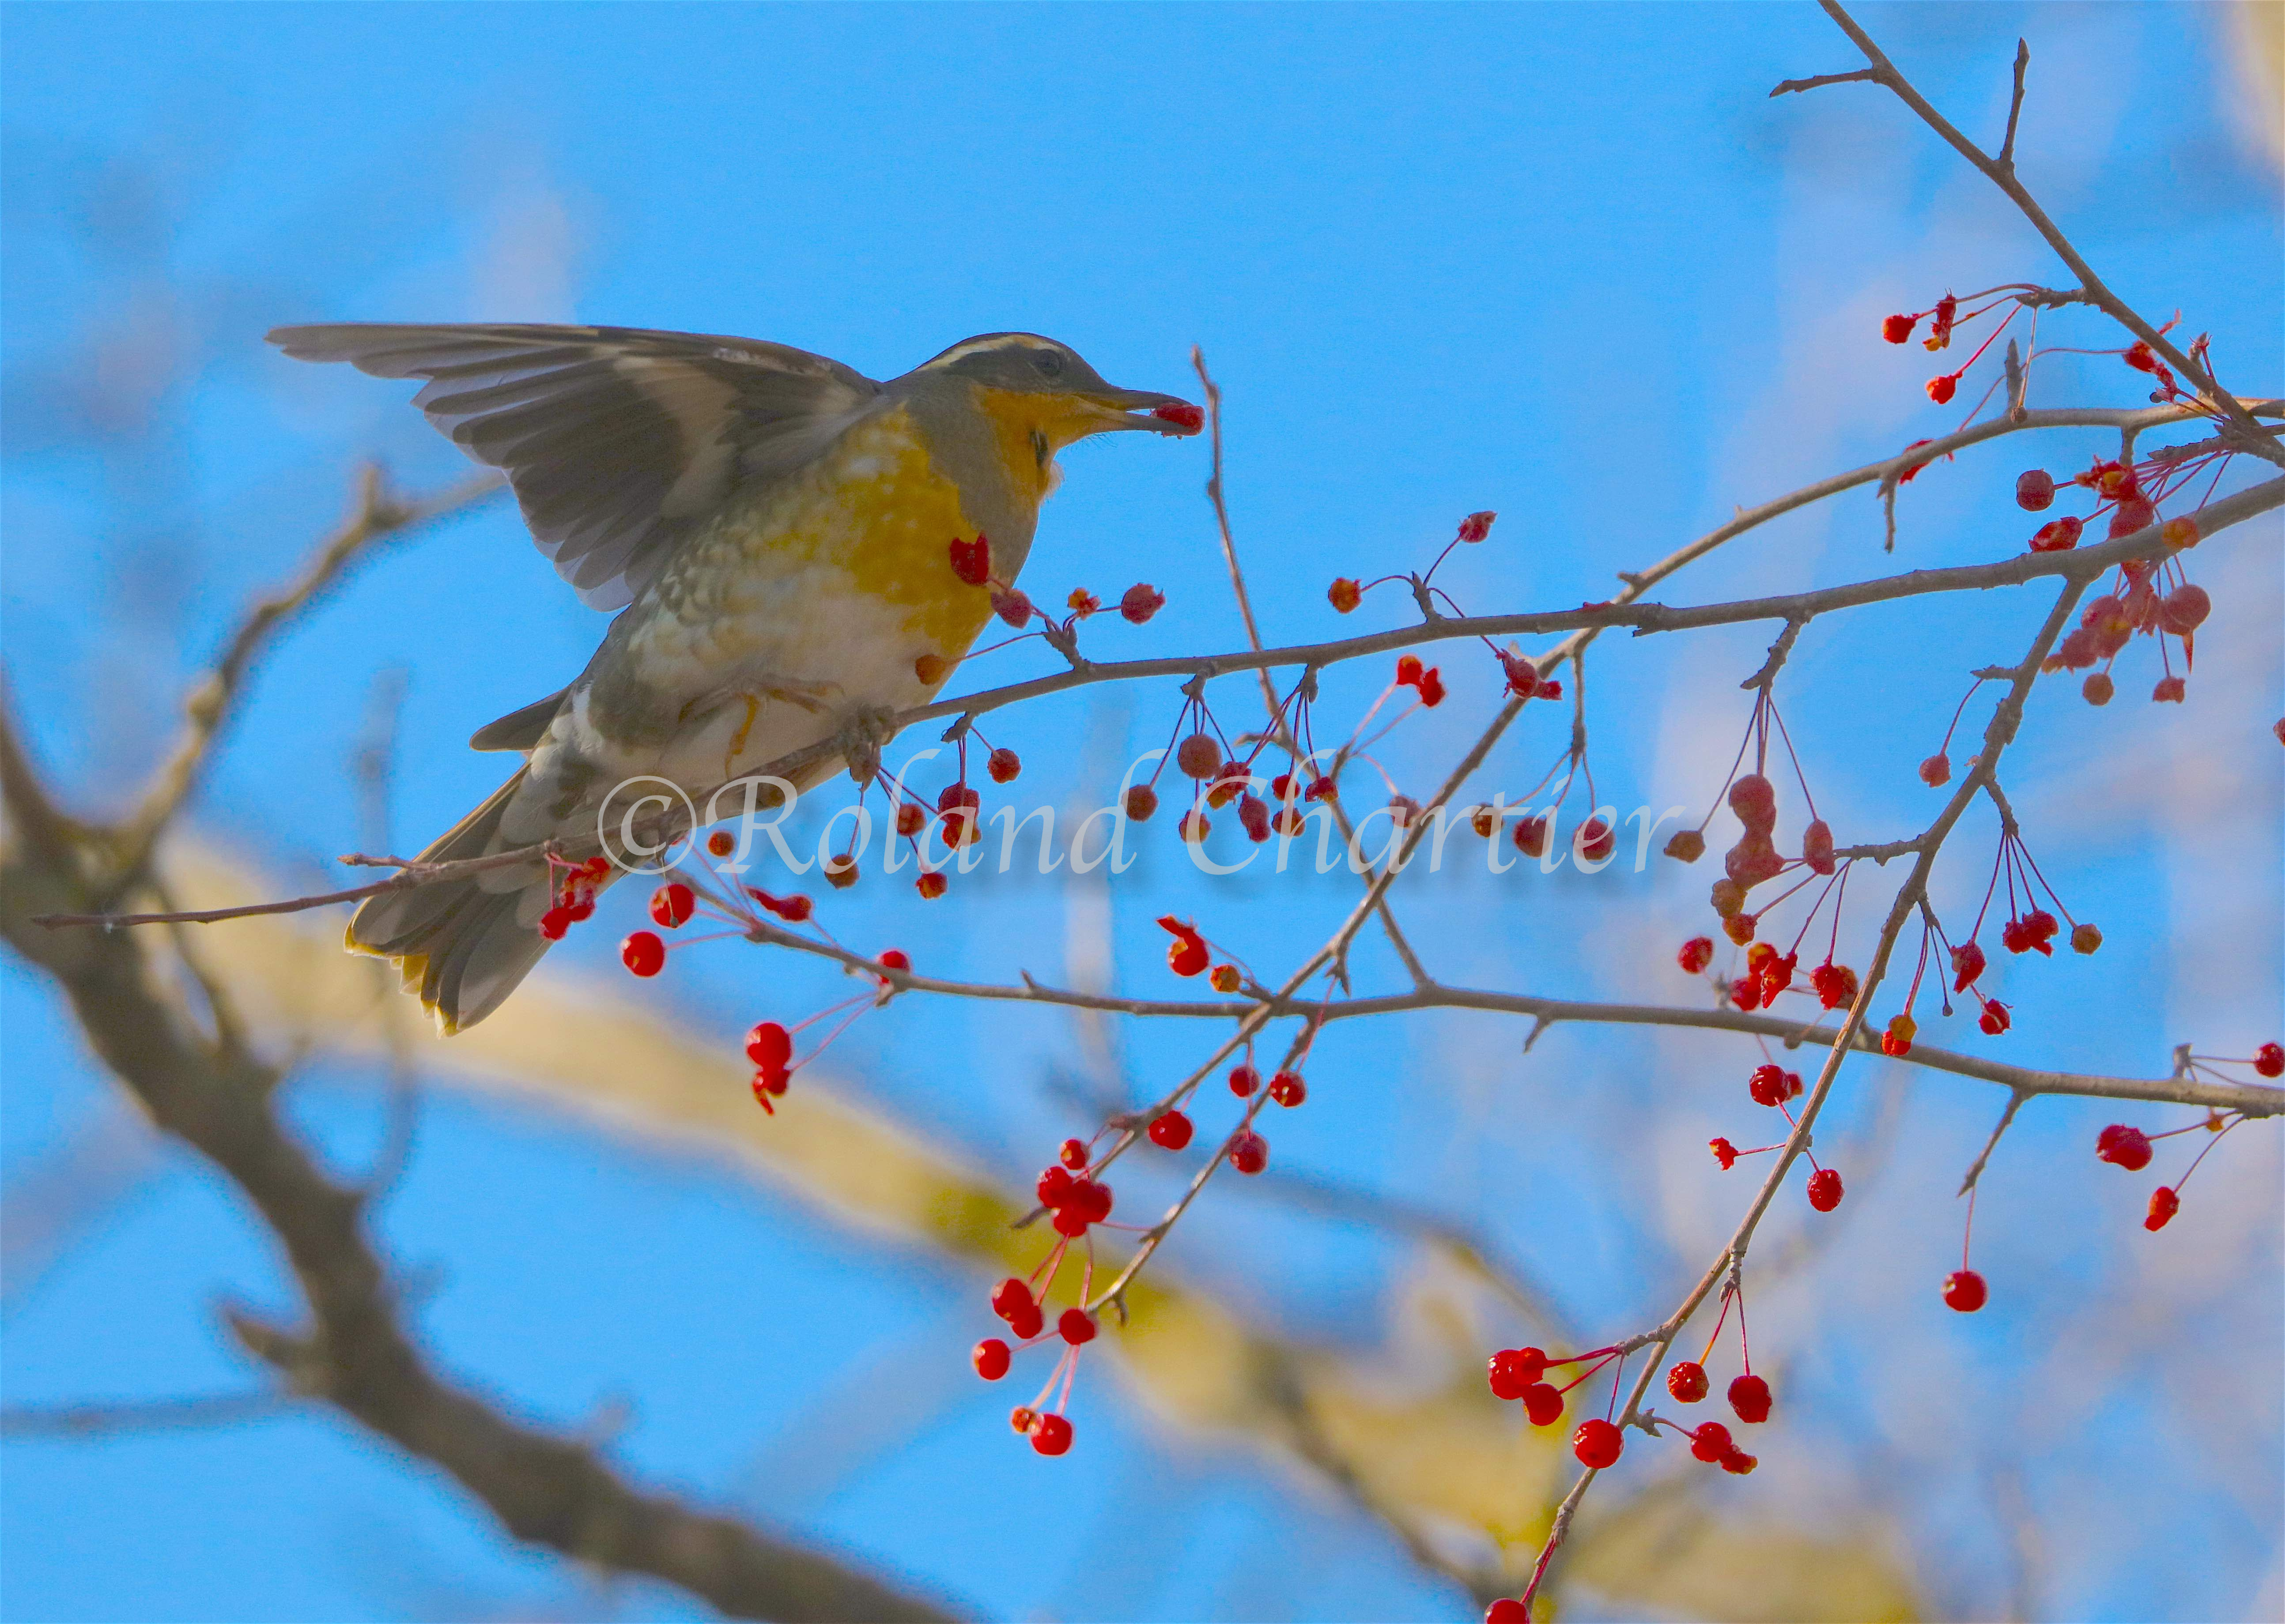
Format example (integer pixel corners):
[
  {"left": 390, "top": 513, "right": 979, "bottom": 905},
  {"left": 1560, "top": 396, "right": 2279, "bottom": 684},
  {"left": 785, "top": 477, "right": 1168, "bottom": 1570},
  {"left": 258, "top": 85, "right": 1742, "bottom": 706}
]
[{"left": 835, "top": 705, "right": 901, "bottom": 789}]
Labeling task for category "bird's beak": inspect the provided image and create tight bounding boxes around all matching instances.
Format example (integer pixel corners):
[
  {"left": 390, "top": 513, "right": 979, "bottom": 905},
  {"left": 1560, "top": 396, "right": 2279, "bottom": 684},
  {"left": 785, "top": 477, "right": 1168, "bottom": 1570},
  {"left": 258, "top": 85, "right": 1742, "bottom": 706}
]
[{"left": 1087, "top": 386, "right": 1205, "bottom": 437}]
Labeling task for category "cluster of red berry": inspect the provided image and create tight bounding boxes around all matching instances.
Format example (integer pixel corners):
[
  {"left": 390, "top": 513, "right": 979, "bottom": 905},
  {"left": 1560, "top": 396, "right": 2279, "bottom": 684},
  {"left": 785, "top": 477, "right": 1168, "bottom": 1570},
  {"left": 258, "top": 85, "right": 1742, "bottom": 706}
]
[
  {"left": 538, "top": 854, "right": 613, "bottom": 942},
  {"left": 1705, "top": 1063, "right": 1844, "bottom": 1210},
  {"left": 970, "top": 1137, "right": 1132, "bottom": 1456}
]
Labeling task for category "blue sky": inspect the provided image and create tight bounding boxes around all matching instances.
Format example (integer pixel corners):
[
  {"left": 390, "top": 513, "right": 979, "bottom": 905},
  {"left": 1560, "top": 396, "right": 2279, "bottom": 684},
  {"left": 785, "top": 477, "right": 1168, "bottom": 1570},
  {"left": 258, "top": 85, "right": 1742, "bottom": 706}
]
[{"left": 4, "top": 4, "right": 2279, "bottom": 1621}]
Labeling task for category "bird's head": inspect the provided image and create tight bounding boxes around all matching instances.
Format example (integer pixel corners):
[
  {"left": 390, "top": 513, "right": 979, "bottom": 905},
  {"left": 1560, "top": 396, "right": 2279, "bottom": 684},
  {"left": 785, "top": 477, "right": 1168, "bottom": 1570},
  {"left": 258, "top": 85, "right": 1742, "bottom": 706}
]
[{"left": 915, "top": 333, "right": 1202, "bottom": 454}]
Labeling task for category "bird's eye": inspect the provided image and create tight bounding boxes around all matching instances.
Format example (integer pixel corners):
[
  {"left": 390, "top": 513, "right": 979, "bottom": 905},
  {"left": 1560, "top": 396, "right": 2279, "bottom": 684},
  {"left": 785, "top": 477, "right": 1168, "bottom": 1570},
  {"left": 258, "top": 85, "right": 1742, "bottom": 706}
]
[{"left": 1032, "top": 350, "right": 1065, "bottom": 378}]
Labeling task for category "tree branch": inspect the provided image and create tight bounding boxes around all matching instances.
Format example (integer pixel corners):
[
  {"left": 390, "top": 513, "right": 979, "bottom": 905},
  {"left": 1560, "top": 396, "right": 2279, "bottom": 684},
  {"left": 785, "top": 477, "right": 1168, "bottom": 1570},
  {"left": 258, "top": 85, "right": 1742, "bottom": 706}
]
[{"left": 1, "top": 674, "right": 957, "bottom": 1624}]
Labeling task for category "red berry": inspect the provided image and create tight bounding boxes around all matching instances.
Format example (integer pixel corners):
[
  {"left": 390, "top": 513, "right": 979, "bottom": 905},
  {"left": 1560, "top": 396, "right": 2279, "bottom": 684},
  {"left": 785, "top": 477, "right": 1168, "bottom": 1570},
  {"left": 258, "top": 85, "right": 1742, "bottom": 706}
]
[
  {"left": 1678, "top": 937, "right": 1715, "bottom": 974},
  {"left": 1058, "top": 1307, "right": 1096, "bottom": 1345},
  {"left": 988, "top": 746, "right": 1022, "bottom": 784},
  {"left": 2083, "top": 672, "right": 2115, "bottom": 706},
  {"left": 1571, "top": 1418, "right": 1623, "bottom": 1469},
  {"left": 878, "top": 949, "right": 911, "bottom": 973},
  {"left": 1030, "top": 1412, "right": 1073, "bottom": 1455},
  {"left": 1951, "top": 940, "right": 1987, "bottom": 991},
  {"left": 1666, "top": 1361, "right": 1708, "bottom": 1404},
  {"left": 539, "top": 906, "right": 572, "bottom": 941},
  {"left": 1395, "top": 654, "right": 1424, "bottom": 688},
  {"left": 2145, "top": 1186, "right": 2179, "bottom": 1231},
  {"left": 1709, "top": 1138, "right": 1740, "bottom": 1171},
  {"left": 1488, "top": 1349, "right": 1536, "bottom": 1402},
  {"left": 1926, "top": 373, "right": 1958, "bottom": 405},
  {"left": 1577, "top": 816, "right": 1615, "bottom": 862},
  {"left": 2256, "top": 1042, "right": 2284, "bottom": 1078},
  {"left": 1058, "top": 1137, "right": 1088, "bottom": 1171},
  {"left": 1812, "top": 961, "right": 1859, "bottom": 1010},
  {"left": 2108, "top": 494, "right": 2157, "bottom": 539},
  {"left": 1882, "top": 313, "right": 1916, "bottom": 344},
  {"left": 1718, "top": 1448, "right": 1758, "bottom": 1475},
  {"left": 1726, "top": 773, "right": 1777, "bottom": 833},
  {"left": 1228, "top": 1064, "right": 1260, "bottom": 1098},
  {"left": 745, "top": 1021, "right": 793, "bottom": 1070},
  {"left": 1328, "top": 577, "right": 1362, "bottom": 613},
  {"left": 916, "top": 870, "right": 948, "bottom": 900},
  {"left": 1689, "top": 1420, "right": 1732, "bottom": 1462},
  {"left": 706, "top": 830, "right": 736, "bottom": 858},
  {"left": 1160, "top": 916, "right": 1209, "bottom": 977},
  {"left": 992, "top": 1277, "right": 1035, "bottom": 1322},
  {"left": 1749, "top": 1065, "right": 1788, "bottom": 1107},
  {"left": 990, "top": 584, "right": 1033, "bottom": 628},
  {"left": 1919, "top": 753, "right": 1951, "bottom": 787},
  {"left": 1176, "top": 733, "right": 1223, "bottom": 780},
  {"left": 2096, "top": 1124, "right": 2153, "bottom": 1172},
  {"left": 1268, "top": 1071, "right": 1307, "bottom": 1108},
  {"left": 2160, "top": 584, "right": 2210, "bottom": 635},
  {"left": 1119, "top": 584, "right": 1165, "bottom": 624},
  {"left": 2152, "top": 675, "right": 2187, "bottom": 704},
  {"left": 649, "top": 883, "right": 695, "bottom": 928},
  {"left": 2029, "top": 515, "right": 2083, "bottom": 553},
  {"left": 1151, "top": 401, "right": 1205, "bottom": 433},
  {"left": 1802, "top": 819, "right": 1835, "bottom": 875},
  {"left": 1521, "top": 1383, "right": 1564, "bottom": 1427},
  {"left": 1807, "top": 1168, "right": 1843, "bottom": 1212},
  {"left": 1061, "top": 1177, "right": 1111, "bottom": 1225},
  {"left": 1008, "top": 1303, "right": 1043, "bottom": 1340},
  {"left": 972, "top": 1338, "right": 1011, "bottom": 1380},
  {"left": 1415, "top": 668, "right": 1447, "bottom": 708},
  {"left": 1665, "top": 828, "right": 1707, "bottom": 863},
  {"left": 1457, "top": 511, "right": 1496, "bottom": 543},
  {"left": 1727, "top": 1374, "right": 1771, "bottom": 1424},
  {"left": 2015, "top": 469, "right": 2056, "bottom": 511},
  {"left": 1513, "top": 815, "right": 1549, "bottom": 858},
  {"left": 948, "top": 535, "right": 992, "bottom": 586},
  {"left": 1229, "top": 1131, "right": 1269, "bottom": 1175},
  {"left": 1943, "top": 1269, "right": 1987, "bottom": 1312},
  {"left": 1124, "top": 784, "right": 1159, "bottom": 821},
  {"left": 1148, "top": 1110, "right": 1193, "bottom": 1150},
  {"left": 1979, "top": 999, "right": 2012, "bottom": 1036},
  {"left": 620, "top": 931, "right": 665, "bottom": 977},
  {"left": 1486, "top": 1602, "right": 1529, "bottom": 1624}
]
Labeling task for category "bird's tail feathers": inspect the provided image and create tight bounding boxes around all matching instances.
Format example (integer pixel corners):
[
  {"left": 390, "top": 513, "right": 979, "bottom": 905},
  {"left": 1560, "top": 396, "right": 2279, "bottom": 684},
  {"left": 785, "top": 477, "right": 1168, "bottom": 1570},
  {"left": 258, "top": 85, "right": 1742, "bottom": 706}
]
[{"left": 346, "top": 768, "right": 574, "bottom": 1033}]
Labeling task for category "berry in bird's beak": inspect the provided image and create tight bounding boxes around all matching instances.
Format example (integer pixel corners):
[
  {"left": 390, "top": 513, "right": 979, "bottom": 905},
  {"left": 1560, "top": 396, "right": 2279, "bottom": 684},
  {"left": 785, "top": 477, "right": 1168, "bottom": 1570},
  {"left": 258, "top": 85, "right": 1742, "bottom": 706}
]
[{"left": 1094, "top": 387, "right": 1202, "bottom": 435}]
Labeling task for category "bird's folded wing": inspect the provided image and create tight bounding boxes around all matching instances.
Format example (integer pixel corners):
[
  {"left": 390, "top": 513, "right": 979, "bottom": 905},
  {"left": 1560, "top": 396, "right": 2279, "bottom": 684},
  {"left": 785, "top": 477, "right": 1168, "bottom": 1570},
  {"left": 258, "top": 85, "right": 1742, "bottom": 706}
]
[{"left": 268, "top": 323, "right": 884, "bottom": 611}]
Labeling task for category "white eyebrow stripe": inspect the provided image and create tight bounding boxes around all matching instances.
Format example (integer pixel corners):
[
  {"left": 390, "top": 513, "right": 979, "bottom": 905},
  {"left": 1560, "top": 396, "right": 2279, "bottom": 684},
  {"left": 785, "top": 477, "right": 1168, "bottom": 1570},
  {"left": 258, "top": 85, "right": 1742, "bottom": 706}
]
[{"left": 917, "top": 334, "right": 1061, "bottom": 369}]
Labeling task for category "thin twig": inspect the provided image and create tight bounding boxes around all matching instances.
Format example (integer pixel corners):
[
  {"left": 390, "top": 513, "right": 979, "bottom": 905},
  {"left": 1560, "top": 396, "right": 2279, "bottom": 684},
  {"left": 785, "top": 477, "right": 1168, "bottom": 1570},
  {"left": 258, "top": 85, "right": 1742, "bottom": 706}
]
[
  {"left": 1811, "top": 0, "right": 2278, "bottom": 463},
  {"left": 113, "top": 470, "right": 504, "bottom": 889},
  {"left": 1958, "top": 1090, "right": 2027, "bottom": 1196},
  {"left": 1, "top": 1389, "right": 297, "bottom": 1437},
  {"left": 1998, "top": 39, "right": 2030, "bottom": 171}
]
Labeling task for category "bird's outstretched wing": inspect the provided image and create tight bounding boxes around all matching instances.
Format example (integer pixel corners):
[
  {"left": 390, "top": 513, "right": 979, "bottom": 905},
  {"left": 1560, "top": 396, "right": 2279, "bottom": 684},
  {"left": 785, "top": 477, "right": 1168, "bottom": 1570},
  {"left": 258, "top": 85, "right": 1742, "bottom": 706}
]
[{"left": 268, "top": 322, "right": 884, "bottom": 611}]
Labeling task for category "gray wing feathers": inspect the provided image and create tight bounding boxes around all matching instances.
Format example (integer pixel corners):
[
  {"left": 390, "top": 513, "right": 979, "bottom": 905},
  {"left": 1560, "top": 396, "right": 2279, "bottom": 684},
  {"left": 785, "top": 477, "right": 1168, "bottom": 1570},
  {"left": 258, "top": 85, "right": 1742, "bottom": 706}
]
[{"left": 267, "top": 322, "right": 882, "bottom": 611}]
